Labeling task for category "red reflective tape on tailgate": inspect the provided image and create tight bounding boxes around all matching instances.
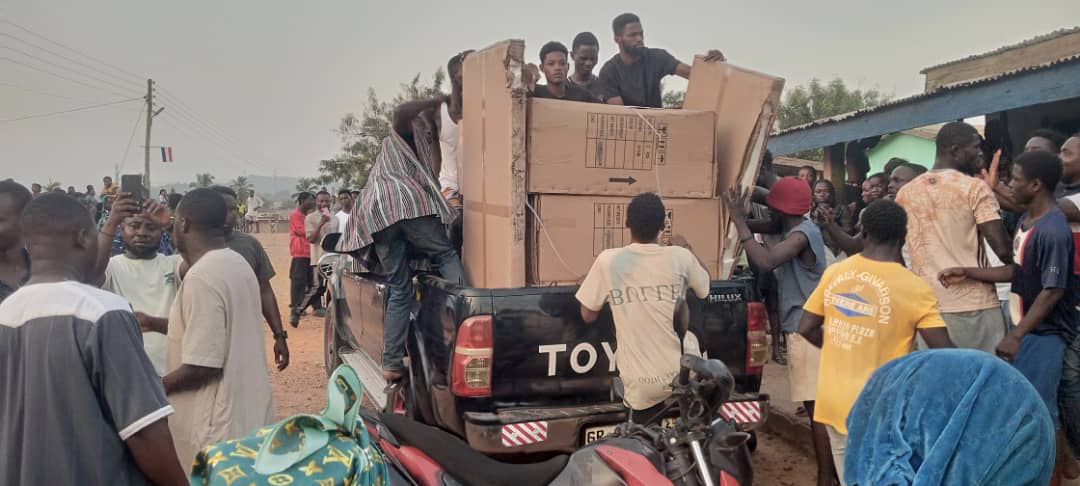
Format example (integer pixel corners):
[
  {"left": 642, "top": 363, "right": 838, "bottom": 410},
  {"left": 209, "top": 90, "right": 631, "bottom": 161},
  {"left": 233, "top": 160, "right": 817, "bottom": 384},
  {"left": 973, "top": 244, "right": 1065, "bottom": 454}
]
[
  {"left": 721, "top": 402, "right": 763, "bottom": 424},
  {"left": 500, "top": 421, "right": 549, "bottom": 447}
]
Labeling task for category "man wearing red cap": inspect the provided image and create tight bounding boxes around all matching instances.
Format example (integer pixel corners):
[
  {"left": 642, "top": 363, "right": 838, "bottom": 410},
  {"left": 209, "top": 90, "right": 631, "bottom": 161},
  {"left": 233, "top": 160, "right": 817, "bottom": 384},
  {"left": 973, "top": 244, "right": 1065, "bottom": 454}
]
[{"left": 724, "top": 176, "right": 834, "bottom": 485}]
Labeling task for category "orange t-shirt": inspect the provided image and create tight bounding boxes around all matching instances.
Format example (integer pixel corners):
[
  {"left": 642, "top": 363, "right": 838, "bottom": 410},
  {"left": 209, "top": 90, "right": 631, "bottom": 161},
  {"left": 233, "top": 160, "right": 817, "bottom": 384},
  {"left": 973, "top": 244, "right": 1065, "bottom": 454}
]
[{"left": 895, "top": 169, "right": 1001, "bottom": 313}]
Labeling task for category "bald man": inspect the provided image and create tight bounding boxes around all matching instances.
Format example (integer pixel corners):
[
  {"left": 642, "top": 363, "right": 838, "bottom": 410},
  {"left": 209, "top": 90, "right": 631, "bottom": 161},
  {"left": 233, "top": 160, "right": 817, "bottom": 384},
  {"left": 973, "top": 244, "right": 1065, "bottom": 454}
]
[
  {"left": 1, "top": 194, "right": 185, "bottom": 485},
  {"left": 163, "top": 188, "right": 274, "bottom": 465}
]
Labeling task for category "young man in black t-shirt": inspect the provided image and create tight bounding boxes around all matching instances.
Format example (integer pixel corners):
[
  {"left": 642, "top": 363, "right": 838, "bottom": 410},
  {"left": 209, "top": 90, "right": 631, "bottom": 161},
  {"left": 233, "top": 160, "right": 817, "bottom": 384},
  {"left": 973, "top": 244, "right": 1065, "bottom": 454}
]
[
  {"left": 599, "top": 13, "right": 725, "bottom": 108},
  {"left": 941, "top": 150, "right": 1079, "bottom": 485},
  {"left": 568, "top": 32, "right": 602, "bottom": 101},
  {"left": 532, "top": 41, "right": 596, "bottom": 103}
]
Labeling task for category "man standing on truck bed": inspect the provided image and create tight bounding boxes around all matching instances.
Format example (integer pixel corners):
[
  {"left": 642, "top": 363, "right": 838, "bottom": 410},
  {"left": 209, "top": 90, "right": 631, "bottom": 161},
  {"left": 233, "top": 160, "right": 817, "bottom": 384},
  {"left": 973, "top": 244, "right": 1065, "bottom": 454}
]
[
  {"left": 598, "top": 12, "right": 725, "bottom": 108},
  {"left": 576, "top": 193, "right": 710, "bottom": 425},
  {"left": 337, "top": 95, "right": 465, "bottom": 382}
]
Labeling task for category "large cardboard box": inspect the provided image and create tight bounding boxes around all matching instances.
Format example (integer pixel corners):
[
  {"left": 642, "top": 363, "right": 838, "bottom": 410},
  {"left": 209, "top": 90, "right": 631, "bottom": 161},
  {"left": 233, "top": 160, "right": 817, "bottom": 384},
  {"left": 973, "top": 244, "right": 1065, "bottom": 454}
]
[
  {"left": 461, "top": 40, "right": 529, "bottom": 288},
  {"left": 527, "top": 195, "right": 721, "bottom": 285},
  {"left": 527, "top": 99, "right": 716, "bottom": 198},
  {"left": 683, "top": 58, "right": 784, "bottom": 277}
]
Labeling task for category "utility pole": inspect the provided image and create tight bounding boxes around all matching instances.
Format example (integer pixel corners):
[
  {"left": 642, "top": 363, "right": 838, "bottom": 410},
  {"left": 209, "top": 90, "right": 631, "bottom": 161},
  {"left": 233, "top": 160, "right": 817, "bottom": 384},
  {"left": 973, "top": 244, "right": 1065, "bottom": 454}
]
[{"left": 143, "top": 78, "right": 164, "bottom": 193}]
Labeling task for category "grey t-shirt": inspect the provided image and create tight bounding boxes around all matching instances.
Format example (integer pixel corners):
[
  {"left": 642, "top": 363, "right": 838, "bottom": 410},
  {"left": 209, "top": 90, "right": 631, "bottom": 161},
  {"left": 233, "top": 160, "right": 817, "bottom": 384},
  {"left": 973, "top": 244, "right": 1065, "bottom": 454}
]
[
  {"left": 773, "top": 219, "right": 827, "bottom": 333},
  {"left": 0, "top": 281, "right": 172, "bottom": 485},
  {"left": 226, "top": 231, "right": 276, "bottom": 282},
  {"left": 597, "top": 48, "right": 681, "bottom": 108}
]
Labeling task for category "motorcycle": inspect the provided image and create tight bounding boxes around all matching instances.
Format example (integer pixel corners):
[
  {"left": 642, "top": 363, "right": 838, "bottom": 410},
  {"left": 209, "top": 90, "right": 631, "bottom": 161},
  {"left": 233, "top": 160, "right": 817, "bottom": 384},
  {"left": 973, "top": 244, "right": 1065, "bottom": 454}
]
[{"left": 361, "top": 317, "right": 754, "bottom": 486}]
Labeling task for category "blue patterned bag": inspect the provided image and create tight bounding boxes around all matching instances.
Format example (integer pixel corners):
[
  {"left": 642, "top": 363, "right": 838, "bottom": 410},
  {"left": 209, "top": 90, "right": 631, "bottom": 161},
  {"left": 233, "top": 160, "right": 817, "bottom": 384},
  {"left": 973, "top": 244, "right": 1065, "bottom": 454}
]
[{"left": 190, "top": 364, "right": 388, "bottom": 485}]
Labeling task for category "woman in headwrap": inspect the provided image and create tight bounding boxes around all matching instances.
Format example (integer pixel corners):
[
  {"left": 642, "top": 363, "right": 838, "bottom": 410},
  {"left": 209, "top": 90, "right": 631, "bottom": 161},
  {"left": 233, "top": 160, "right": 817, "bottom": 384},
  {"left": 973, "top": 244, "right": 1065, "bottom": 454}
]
[{"left": 845, "top": 349, "right": 1054, "bottom": 486}]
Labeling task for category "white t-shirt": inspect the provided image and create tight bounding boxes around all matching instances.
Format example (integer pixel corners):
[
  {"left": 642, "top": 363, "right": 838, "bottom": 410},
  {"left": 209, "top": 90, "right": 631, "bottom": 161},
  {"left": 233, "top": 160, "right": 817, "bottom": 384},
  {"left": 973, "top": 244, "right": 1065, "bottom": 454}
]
[
  {"left": 438, "top": 102, "right": 460, "bottom": 193},
  {"left": 336, "top": 210, "right": 350, "bottom": 232},
  {"left": 166, "top": 249, "right": 274, "bottom": 465},
  {"left": 576, "top": 243, "right": 710, "bottom": 410},
  {"left": 103, "top": 253, "right": 182, "bottom": 375}
]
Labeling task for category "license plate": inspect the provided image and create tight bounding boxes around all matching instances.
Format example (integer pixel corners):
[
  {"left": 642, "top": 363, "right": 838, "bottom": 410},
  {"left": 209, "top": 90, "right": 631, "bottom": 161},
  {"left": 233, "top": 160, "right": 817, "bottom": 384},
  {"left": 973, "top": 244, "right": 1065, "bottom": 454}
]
[{"left": 584, "top": 418, "right": 676, "bottom": 444}]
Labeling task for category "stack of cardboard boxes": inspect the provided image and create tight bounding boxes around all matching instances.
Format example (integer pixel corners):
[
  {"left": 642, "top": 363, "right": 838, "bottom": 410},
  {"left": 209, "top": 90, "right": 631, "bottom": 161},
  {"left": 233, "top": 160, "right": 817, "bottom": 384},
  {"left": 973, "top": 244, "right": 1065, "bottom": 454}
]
[{"left": 461, "top": 40, "right": 784, "bottom": 288}]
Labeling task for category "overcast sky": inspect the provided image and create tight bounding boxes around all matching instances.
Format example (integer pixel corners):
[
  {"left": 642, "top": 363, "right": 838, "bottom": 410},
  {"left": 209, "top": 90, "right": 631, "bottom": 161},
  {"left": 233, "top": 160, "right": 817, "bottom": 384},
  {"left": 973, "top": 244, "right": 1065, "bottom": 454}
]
[{"left": 1, "top": 1, "right": 1074, "bottom": 190}]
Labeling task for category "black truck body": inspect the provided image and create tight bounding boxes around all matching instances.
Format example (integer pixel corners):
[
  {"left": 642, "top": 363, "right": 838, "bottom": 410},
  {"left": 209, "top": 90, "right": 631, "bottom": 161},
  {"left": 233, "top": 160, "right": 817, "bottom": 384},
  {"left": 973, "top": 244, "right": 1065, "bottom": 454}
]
[{"left": 325, "top": 268, "right": 769, "bottom": 455}]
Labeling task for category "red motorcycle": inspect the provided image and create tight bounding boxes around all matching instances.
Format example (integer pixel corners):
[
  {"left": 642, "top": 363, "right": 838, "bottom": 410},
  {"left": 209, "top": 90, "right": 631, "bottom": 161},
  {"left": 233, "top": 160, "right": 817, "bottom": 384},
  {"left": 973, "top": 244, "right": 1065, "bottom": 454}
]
[{"left": 362, "top": 350, "right": 754, "bottom": 486}]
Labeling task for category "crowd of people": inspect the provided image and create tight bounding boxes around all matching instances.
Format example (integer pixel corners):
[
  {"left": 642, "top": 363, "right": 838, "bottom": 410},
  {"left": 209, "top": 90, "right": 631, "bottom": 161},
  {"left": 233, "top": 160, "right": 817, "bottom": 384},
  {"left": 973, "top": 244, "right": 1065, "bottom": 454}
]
[
  {"left": 0, "top": 176, "right": 291, "bottom": 484},
  {"left": 740, "top": 124, "right": 1080, "bottom": 485},
  {"left": 3, "top": 9, "right": 1080, "bottom": 485}
]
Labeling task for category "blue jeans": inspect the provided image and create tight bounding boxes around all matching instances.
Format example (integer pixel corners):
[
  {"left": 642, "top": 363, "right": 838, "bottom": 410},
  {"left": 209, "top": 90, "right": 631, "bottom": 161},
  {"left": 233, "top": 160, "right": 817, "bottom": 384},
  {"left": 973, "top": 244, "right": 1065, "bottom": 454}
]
[
  {"left": 1061, "top": 335, "right": 1080, "bottom": 455},
  {"left": 1014, "top": 333, "right": 1067, "bottom": 427},
  {"left": 372, "top": 216, "right": 464, "bottom": 371}
]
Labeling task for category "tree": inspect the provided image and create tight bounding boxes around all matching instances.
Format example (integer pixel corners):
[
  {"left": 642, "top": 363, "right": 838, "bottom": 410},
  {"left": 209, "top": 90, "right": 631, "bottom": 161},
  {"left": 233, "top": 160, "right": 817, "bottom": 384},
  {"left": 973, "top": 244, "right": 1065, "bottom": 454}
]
[
  {"left": 44, "top": 180, "right": 62, "bottom": 192},
  {"left": 189, "top": 173, "right": 215, "bottom": 188},
  {"left": 662, "top": 90, "right": 685, "bottom": 109},
  {"left": 229, "top": 175, "right": 253, "bottom": 203},
  {"left": 320, "top": 68, "right": 446, "bottom": 189},
  {"left": 778, "top": 78, "right": 888, "bottom": 159}
]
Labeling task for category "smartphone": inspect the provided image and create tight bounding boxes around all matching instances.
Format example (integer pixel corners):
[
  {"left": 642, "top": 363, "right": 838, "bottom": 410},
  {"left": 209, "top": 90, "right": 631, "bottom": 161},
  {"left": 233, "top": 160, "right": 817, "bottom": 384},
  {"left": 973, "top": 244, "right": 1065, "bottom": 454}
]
[{"left": 120, "top": 174, "right": 143, "bottom": 202}]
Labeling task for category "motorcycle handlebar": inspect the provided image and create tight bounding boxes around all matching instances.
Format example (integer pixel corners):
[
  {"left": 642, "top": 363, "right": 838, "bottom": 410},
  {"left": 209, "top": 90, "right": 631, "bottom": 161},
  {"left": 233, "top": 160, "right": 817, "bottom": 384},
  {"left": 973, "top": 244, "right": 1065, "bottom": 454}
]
[{"left": 680, "top": 355, "right": 735, "bottom": 390}]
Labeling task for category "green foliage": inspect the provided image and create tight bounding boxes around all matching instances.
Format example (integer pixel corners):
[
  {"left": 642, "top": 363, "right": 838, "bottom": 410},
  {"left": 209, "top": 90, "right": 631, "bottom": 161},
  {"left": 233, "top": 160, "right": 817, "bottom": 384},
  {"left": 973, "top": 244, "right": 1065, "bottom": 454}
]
[
  {"left": 662, "top": 90, "right": 685, "bottom": 109},
  {"left": 320, "top": 68, "right": 446, "bottom": 189},
  {"left": 189, "top": 173, "right": 215, "bottom": 188},
  {"left": 44, "top": 180, "right": 62, "bottom": 192},
  {"left": 229, "top": 175, "right": 253, "bottom": 202},
  {"left": 778, "top": 78, "right": 889, "bottom": 159}
]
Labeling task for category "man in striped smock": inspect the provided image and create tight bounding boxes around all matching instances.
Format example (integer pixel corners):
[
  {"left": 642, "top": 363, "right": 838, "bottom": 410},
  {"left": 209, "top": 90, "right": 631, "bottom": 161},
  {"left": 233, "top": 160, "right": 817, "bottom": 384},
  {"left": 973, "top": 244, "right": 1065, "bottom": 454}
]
[{"left": 337, "top": 96, "right": 465, "bottom": 382}]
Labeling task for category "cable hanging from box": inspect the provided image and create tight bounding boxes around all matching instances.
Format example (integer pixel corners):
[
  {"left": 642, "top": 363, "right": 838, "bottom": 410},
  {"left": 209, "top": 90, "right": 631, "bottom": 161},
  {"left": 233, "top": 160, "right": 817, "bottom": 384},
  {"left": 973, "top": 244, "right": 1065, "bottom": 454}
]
[
  {"left": 632, "top": 111, "right": 666, "bottom": 199},
  {"left": 525, "top": 199, "right": 579, "bottom": 279}
]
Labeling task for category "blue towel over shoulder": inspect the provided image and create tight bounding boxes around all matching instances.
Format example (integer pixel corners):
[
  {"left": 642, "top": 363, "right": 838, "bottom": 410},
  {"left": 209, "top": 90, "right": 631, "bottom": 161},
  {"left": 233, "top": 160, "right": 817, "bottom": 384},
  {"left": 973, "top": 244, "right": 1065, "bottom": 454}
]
[{"left": 845, "top": 349, "right": 1054, "bottom": 486}]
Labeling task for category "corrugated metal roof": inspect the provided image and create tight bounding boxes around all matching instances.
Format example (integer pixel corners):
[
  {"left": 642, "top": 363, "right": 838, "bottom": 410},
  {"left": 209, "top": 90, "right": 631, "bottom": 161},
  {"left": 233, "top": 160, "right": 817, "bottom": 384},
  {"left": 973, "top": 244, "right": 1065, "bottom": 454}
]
[
  {"left": 773, "top": 54, "right": 1080, "bottom": 137},
  {"left": 920, "top": 27, "right": 1080, "bottom": 74}
]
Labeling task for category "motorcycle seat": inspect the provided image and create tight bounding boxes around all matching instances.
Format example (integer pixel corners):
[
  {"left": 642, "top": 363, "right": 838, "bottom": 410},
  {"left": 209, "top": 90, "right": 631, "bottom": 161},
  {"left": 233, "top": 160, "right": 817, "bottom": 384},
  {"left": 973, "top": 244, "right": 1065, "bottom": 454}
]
[{"left": 378, "top": 413, "right": 569, "bottom": 486}]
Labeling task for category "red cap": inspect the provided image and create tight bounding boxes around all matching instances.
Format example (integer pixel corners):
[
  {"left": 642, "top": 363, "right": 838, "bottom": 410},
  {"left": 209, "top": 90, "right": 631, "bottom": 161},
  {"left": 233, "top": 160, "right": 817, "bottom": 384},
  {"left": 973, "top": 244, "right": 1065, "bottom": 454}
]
[{"left": 766, "top": 177, "right": 812, "bottom": 216}]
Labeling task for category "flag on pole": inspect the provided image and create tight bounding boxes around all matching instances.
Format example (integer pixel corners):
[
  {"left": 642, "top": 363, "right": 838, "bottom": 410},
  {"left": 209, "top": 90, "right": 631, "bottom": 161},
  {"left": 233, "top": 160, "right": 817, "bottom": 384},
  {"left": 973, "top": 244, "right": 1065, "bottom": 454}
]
[{"left": 160, "top": 146, "right": 174, "bottom": 162}]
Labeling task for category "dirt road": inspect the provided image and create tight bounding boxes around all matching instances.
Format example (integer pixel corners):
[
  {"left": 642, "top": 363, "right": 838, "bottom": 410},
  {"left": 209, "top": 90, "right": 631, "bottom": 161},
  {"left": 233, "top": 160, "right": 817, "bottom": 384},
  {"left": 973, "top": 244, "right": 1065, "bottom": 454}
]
[{"left": 254, "top": 232, "right": 815, "bottom": 485}]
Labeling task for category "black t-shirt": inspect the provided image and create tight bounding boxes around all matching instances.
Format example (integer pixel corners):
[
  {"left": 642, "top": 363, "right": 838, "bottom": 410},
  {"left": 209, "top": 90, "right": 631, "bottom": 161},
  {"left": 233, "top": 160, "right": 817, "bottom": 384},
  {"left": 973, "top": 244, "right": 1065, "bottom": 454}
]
[
  {"left": 1012, "top": 208, "right": 1079, "bottom": 339},
  {"left": 597, "top": 48, "right": 681, "bottom": 108},
  {"left": 533, "top": 83, "right": 598, "bottom": 103},
  {"left": 567, "top": 74, "right": 602, "bottom": 101}
]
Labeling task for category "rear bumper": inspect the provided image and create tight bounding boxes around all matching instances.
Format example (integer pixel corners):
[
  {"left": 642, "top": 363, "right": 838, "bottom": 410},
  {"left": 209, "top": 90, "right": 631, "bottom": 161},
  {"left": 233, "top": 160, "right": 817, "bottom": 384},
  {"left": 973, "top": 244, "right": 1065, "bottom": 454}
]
[{"left": 461, "top": 394, "right": 769, "bottom": 455}]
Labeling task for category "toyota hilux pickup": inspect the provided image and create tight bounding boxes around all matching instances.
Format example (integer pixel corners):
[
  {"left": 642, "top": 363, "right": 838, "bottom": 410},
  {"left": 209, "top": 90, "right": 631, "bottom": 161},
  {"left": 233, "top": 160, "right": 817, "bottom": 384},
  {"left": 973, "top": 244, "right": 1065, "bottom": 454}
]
[{"left": 322, "top": 256, "right": 770, "bottom": 456}]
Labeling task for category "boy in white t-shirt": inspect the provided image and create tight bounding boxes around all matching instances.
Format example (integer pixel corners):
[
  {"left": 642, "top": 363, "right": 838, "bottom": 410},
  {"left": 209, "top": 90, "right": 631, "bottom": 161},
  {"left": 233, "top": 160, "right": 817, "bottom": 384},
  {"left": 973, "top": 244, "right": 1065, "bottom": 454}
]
[
  {"left": 100, "top": 211, "right": 181, "bottom": 375},
  {"left": 576, "top": 193, "right": 711, "bottom": 424}
]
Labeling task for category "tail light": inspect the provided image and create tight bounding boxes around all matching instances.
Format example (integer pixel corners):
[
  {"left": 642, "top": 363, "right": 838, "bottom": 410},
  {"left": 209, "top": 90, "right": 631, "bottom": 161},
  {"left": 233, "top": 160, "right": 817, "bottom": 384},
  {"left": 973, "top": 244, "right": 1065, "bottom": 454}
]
[
  {"left": 746, "top": 302, "right": 768, "bottom": 374},
  {"left": 451, "top": 315, "right": 493, "bottom": 397}
]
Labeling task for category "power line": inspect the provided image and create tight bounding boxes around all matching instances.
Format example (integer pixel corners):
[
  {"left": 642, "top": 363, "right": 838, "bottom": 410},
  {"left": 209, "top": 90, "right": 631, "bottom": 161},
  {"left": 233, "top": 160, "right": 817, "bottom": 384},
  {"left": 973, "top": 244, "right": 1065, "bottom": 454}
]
[
  {"left": 0, "top": 19, "right": 144, "bottom": 81},
  {"left": 117, "top": 107, "right": 143, "bottom": 174},
  {"left": 0, "top": 80, "right": 140, "bottom": 106},
  {"left": 156, "top": 88, "right": 250, "bottom": 152},
  {"left": 1, "top": 56, "right": 133, "bottom": 98},
  {"left": 158, "top": 86, "right": 287, "bottom": 170},
  {"left": 0, "top": 97, "right": 141, "bottom": 123},
  {"left": 0, "top": 44, "right": 141, "bottom": 97},
  {"left": 156, "top": 116, "right": 269, "bottom": 172},
  {"left": 0, "top": 32, "right": 144, "bottom": 90}
]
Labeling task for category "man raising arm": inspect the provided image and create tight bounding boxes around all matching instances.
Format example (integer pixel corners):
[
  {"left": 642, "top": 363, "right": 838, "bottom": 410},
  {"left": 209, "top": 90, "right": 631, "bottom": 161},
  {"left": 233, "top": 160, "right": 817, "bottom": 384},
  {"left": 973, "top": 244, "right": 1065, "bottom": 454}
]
[{"left": 599, "top": 12, "right": 724, "bottom": 107}]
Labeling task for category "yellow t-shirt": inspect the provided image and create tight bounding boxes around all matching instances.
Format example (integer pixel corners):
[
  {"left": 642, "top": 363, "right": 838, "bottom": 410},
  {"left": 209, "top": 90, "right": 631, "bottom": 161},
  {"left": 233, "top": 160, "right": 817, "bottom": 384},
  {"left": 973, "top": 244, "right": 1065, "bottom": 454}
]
[{"left": 804, "top": 254, "right": 945, "bottom": 434}]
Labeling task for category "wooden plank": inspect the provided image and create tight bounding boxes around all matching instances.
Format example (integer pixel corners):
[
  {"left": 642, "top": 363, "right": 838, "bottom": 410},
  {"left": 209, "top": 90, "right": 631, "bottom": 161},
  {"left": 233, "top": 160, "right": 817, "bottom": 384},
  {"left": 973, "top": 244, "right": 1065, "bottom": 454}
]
[
  {"left": 768, "top": 58, "right": 1080, "bottom": 155},
  {"left": 461, "top": 39, "right": 528, "bottom": 288},
  {"left": 684, "top": 58, "right": 785, "bottom": 277}
]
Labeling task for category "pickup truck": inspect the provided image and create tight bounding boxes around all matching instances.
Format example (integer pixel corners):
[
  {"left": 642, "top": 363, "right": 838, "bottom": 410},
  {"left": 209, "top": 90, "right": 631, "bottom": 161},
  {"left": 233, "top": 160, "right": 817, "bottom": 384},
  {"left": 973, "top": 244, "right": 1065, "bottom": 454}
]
[{"left": 322, "top": 255, "right": 770, "bottom": 456}]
